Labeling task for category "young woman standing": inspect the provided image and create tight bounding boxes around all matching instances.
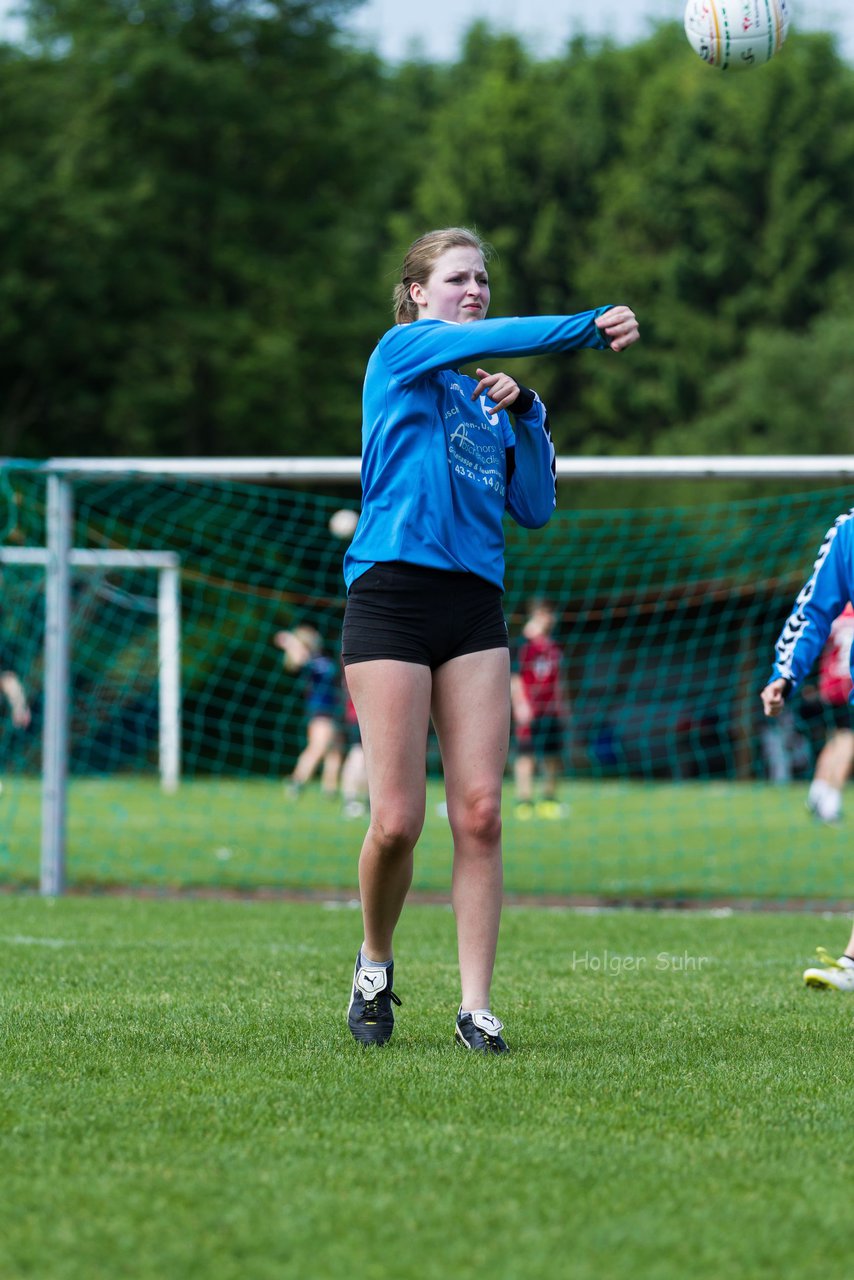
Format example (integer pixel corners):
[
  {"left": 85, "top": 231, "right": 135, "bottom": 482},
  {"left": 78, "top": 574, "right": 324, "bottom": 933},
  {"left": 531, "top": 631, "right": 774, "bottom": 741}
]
[{"left": 342, "top": 227, "right": 639, "bottom": 1051}]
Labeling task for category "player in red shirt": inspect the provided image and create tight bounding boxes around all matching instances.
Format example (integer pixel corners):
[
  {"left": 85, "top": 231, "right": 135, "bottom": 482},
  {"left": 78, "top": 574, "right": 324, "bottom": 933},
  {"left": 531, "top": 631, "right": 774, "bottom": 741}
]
[{"left": 510, "top": 599, "right": 568, "bottom": 819}]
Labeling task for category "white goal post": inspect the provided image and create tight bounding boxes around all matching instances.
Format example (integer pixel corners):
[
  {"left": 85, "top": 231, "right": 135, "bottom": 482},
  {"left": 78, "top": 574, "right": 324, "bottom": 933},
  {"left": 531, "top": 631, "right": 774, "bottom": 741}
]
[
  {"left": 25, "top": 455, "right": 854, "bottom": 895},
  {"left": 0, "top": 546, "right": 181, "bottom": 786}
]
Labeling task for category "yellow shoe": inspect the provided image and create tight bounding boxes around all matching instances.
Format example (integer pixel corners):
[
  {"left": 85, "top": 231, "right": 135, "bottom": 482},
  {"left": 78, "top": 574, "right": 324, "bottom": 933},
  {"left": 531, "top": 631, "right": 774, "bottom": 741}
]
[
  {"left": 515, "top": 801, "right": 534, "bottom": 821},
  {"left": 803, "top": 947, "right": 854, "bottom": 991},
  {"left": 535, "top": 800, "right": 565, "bottom": 820}
]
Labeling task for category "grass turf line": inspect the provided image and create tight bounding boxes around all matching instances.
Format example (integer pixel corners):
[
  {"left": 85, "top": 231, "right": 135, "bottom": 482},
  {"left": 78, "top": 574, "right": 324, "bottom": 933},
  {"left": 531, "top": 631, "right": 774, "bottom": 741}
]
[{"left": 0, "top": 896, "right": 852, "bottom": 1280}]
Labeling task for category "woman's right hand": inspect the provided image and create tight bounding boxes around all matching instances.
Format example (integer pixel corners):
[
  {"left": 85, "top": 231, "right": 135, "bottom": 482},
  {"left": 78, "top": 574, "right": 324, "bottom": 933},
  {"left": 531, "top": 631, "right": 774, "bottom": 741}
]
[{"left": 471, "top": 368, "right": 522, "bottom": 414}]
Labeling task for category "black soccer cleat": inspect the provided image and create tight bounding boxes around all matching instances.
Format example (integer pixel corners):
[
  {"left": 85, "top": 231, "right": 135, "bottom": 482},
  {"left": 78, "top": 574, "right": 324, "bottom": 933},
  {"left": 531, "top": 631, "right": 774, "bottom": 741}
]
[
  {"left": 454, "top": 1008, "right": 508, "bottom": 1054},
  {"left": 347, "top": 952, "right": 401, "bottom": 1046}
]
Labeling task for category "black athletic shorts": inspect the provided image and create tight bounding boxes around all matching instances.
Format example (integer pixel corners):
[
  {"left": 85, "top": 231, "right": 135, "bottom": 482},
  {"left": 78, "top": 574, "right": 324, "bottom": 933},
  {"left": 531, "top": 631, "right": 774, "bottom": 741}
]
[
  {"left": 515, "top": 714, "right": 565, "bottom": 758},
  {"left": 820, "top": 702, "right": 854, "bottom": 734},
  {"left": 342, "top": 561, "right": 509, "bottom": 670}
]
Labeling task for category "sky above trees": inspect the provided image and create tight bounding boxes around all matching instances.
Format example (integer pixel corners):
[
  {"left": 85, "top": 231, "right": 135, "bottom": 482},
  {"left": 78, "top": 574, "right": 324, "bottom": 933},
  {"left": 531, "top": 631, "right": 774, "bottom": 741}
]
[{"left": 345, "top": 0, "right": 854, "bottom": 65}]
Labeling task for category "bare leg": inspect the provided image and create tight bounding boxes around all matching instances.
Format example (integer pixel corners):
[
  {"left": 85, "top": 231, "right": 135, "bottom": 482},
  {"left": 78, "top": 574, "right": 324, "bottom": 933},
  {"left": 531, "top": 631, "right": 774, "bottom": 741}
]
[
  {"left": 541, "top": 755, "right": 561, "bottom": 800},
  {"left": 344, "top": 660, "right": 433, "bottom": 962},
  {"left": 432, "top": 649, "right": 510, "bottom": 1011},
  {"left": 320, "top": 742, "right": 343, "bottom": 795},
  {"left": 514, "top": 752, "right": 535, "bottom": 802},
  {"left": 845, "top": 920, "right": 854, "bottom": 960},
  {"left": 810, "top": 729, "right": 854, "bottom": 821},
  {"left": 341, "top": 744, "right": 367, "bottom": 805},
  {"left": 292, "top": 716, "right": 338, "bottom": 786},
  {"left": 815, "top": 730, "right": 854, "bottom": 790}
]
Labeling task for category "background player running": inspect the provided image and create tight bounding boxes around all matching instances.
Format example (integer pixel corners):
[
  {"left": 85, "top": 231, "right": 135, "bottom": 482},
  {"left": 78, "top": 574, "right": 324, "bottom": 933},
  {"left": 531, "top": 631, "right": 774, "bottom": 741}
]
[{"left": 274, "top": 625, "right": 342, "bottom": 799}]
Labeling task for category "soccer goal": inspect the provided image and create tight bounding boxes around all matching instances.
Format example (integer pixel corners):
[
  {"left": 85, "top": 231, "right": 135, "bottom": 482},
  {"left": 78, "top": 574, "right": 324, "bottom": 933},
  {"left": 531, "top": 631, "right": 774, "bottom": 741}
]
[{"left": 1, "top": 455, "right": 853, "bottom": 904}]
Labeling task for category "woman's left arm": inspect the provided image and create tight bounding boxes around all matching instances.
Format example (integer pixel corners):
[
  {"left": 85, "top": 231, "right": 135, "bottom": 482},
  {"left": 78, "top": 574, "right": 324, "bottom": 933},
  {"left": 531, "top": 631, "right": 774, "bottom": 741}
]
[{"left": 505, "top": 396, "right": 557, "bottom": 529}]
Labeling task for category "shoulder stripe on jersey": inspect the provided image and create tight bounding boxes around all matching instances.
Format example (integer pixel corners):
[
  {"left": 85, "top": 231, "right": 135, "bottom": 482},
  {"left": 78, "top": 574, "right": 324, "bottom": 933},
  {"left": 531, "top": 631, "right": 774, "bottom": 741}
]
[{"left": 775, "top": 507, "right": 854, "bottom": 677}]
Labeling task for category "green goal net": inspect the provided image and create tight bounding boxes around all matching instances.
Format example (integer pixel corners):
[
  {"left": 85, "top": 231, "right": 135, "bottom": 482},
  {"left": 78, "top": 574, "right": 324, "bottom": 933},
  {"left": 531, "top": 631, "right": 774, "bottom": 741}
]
[{"left": 0, "top": 462, "right": 851, "bottom": 905}]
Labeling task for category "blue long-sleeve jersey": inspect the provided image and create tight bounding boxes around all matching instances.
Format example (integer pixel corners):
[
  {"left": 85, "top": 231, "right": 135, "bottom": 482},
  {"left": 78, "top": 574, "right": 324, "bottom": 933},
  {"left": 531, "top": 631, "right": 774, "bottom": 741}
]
[
  {"left": 343, "top": 309, "right": 612, "bottom": 591},
  {"left": 769, "top": 508, "right": 854, "bottom": 701}
]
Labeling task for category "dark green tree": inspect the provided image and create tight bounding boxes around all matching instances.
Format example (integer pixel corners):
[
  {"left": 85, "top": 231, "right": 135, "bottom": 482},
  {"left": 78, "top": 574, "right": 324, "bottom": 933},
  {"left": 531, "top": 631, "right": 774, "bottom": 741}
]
[
  {"left": 2, "top": 12, "right": 854, "bottom": 460},
  {"left": 0, "top": 0, "right": 402, "bottom": 457},
  {"left": 572, "top": 26, "right": 854, "bottom": 456}
]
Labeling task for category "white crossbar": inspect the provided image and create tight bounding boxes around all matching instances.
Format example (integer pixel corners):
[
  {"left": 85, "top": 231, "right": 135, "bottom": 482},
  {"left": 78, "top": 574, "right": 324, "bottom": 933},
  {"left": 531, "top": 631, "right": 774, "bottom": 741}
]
[{"left": 24, "top": 454, "right": 854, "bottom": 480}]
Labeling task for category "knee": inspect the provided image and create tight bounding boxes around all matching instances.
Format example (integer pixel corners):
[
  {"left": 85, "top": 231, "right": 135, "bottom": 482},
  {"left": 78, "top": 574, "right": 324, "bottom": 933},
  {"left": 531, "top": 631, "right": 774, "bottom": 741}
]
[
  {"left": 369, "top": 807, "right": 424, "bottom": 859},
  {"left": 453, "top": 793, "right": 502, "bottom": 850}
]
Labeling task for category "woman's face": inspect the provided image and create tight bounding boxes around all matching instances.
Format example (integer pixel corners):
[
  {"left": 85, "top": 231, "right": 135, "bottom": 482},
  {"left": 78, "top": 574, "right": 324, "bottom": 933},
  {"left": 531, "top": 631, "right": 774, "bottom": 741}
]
[{"left": 410, "top": 245, "right": 490, "bottom": 324}]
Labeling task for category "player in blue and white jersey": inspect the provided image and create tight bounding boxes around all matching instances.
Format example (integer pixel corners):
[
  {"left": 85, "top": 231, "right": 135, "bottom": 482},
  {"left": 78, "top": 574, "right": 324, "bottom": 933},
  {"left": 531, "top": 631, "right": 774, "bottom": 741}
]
[
  {"left": 342, "top": 226, "right": 640, "bottom": 1052},
  {"left": 761, "top": 506, "right": 854, "bottom": 990}
]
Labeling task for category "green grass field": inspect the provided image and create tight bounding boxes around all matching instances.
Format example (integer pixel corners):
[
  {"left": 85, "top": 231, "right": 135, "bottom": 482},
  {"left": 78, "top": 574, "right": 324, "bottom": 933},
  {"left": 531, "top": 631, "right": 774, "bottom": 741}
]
[
  {"left": 0, "top": 776, "right": 851, "bottom": 902},
  {"left": 1, "top": 895, "right": 852, "bottom": 1280}
]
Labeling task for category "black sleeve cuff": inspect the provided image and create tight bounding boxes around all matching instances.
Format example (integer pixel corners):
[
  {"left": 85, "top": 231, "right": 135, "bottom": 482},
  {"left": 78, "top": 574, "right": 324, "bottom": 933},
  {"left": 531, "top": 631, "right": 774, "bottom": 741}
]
[{"left": 511, "top": 385, "right": 537, "bottom": 417}]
